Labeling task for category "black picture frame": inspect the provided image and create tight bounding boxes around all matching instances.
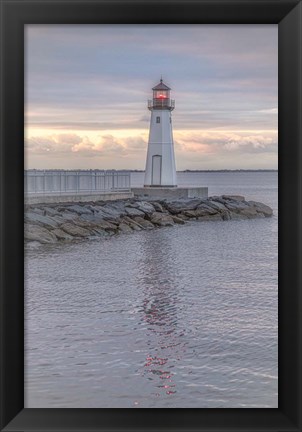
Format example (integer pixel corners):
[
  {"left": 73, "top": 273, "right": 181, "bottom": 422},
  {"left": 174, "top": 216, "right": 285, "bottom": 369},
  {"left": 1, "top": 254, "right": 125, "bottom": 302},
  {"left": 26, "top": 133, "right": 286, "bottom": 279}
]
[{"left": 0, "top": 0, "right": 301, "bottom": 431}]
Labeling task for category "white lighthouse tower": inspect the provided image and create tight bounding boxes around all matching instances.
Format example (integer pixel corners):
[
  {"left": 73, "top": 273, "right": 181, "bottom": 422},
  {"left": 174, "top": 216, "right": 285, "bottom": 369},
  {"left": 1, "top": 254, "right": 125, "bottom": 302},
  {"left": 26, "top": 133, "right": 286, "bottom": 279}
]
[{"left": 144, "top": 79, "right": 177, "bottom": 187}]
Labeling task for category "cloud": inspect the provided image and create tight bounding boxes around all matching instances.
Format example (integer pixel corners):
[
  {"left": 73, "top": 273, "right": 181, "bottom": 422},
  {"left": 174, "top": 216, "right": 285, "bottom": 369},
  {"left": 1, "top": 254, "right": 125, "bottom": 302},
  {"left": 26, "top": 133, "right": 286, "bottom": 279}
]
[
  {"left": 95, "top": 135, "right": 127, "bottom": 155},
  {"left": 25, "top": 25, "right": 277, "bottom": 137},
  {"left": 26, "top": 130, "right": 277, "bottom": 162},
  {"left": 26, "top": 133, "right": 82, "bottom": 154},
  {"left": 25, "top": 132, "right": 148, "bottom": 159},
  {"left": 258, "top": 108, "right": 278, "bottom": 114},
  {"left": 223, "top": 134, "right": 276, "bottom": 151},
  {"left": 72, "top": 136, "right": 95, "bottom": 153},
  {"left": 25, "top": 129, "right": 278, "bottom": 170},
  {"left": 123, "top": 135, "right": 147, "bottom": 150},
  {"left": 174, "top": 131, "right": 277, "bottom": 155}
]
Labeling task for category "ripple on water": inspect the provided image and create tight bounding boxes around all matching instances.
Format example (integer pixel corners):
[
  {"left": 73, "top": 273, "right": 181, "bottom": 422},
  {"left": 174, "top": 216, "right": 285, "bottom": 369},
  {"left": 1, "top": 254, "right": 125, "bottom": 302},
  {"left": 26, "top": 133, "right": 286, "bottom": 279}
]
[{"left": 25, "top": 173, "right": 278, "bottom": 408}]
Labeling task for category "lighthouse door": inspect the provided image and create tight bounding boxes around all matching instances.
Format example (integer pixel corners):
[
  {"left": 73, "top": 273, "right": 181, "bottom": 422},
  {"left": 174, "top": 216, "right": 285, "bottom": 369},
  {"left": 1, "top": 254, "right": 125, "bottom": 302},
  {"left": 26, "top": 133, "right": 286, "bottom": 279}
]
[{"left": 152, "top": 155, "right": 162, "bottom": 186}]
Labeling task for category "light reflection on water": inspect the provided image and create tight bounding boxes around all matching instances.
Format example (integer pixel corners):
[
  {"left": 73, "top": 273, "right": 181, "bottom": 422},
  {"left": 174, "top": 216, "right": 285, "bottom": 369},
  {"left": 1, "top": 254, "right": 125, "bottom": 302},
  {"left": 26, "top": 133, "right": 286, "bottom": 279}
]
[
  {"left": 138, "top": 234, "right": 186, "bottom": 398},
  {"left": 24, "top": 172, "right": 278, "bottom": 408}
]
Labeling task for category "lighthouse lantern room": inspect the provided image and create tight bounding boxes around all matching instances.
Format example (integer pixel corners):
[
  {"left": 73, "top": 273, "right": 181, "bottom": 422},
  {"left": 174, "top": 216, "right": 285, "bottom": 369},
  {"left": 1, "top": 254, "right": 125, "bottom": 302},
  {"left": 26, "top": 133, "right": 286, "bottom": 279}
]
[{"left": 144, "top": 79, "right": 177, "bottom": 187}]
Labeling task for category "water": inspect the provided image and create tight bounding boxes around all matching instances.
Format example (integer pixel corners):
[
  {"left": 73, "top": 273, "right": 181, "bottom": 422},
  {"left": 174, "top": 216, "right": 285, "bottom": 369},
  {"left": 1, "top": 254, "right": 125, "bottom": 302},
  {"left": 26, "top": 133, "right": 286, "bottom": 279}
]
[{"left": 25, "top": 171, "right": 278, "bottom": 408}]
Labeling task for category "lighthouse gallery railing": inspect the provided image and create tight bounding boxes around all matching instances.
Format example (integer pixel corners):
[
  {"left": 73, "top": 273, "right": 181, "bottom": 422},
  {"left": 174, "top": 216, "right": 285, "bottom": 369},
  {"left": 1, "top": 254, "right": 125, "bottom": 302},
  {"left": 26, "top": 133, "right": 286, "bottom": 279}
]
[
  {"left": 24, "top": 170, "right": 131, "bottom": 196},
  {"left": 148, "top": 99, "right": 175, "bottom": 110}
]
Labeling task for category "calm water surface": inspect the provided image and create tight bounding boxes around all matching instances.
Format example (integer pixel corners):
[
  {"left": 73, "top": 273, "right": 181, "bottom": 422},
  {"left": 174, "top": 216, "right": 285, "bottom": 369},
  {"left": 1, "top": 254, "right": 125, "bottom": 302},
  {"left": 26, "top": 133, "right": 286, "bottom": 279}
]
[{"left": 25, "top": 172, "right": 278, "bottom": 408}]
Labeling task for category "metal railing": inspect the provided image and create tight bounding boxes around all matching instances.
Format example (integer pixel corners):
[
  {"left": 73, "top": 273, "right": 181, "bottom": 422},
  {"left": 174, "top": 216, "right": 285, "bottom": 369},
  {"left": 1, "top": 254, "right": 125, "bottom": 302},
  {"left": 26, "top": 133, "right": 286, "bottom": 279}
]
[
  {"left": 148, "top": 99, "right": 175, "bottom": 111},
  {"left": 24, "top": 170, "right": 131, "bottom": 196}
]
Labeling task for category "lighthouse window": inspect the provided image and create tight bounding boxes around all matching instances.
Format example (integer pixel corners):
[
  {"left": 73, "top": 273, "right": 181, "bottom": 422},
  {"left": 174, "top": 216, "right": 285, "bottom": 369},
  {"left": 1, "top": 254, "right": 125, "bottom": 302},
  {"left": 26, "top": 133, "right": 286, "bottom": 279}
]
[{"left": 156, "top": 116, "right": 160, "bottom": 123}]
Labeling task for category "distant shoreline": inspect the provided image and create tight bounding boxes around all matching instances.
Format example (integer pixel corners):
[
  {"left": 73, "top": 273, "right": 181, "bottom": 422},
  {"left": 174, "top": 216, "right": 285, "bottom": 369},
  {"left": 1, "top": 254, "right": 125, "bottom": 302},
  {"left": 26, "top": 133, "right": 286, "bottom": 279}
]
[
  {"left": 25, "top": 169, "right": 278, "bottom": 173},
  {"left": 132, "top": 169, "right": 278, "bottom": 173}
]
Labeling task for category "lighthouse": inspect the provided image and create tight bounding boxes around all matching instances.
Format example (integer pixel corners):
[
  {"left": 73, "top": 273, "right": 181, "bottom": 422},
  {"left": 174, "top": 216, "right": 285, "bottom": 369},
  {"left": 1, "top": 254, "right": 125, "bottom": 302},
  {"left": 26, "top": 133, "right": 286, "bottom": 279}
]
[{"left": 144, "top": 79, "right": 177, "bottom": 187}]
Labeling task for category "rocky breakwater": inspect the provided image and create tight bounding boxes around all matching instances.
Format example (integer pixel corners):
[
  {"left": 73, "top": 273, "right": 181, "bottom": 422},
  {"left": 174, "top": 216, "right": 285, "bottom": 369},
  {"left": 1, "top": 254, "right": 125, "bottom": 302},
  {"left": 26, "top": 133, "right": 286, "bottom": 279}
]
[{"left": 25, "top": 195, "right": 273, "bottom": 246}]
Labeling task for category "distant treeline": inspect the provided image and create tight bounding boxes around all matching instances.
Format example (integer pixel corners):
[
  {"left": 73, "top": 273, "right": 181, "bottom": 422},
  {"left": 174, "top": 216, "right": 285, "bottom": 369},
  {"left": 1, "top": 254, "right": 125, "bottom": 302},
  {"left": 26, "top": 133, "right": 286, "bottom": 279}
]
[
  {"left": 130, "top": 169, "right": 278, "bottom": 173},
  {"left": 182, "top": 169, "right": 278, "bottom": 173},
  {"left": 26, "top": 168, "right": 278, "bottom": 173}
]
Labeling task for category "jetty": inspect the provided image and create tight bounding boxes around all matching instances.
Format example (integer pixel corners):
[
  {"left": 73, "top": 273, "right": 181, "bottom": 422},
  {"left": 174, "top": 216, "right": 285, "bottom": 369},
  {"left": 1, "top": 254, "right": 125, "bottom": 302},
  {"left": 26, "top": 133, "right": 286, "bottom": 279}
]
[{"left": 25, "top": 195, "right": 273, "bottom": 246}]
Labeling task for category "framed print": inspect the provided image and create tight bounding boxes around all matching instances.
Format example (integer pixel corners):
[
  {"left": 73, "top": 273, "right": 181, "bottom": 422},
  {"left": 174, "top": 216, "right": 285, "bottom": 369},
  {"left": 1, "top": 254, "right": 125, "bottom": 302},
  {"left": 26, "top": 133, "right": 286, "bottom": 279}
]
[{"left": 0, "top": 0, "right": 301, "bottom": 431}]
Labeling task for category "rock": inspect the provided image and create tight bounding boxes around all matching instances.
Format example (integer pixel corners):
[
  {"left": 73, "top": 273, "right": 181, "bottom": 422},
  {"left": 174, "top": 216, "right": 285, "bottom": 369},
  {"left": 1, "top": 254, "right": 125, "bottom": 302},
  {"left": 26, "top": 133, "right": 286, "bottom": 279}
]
[
  {"left": 43, "top": 207, "right": 60, "bottom": 217},
  {"left": 163, "top": 199, "right": 202, "bottom": 214},
  {"left": 65, "top": 204, "right": 93, "bottom": 215},
  {"left": 100, "top": 205, "right": 126, "bottom": 219},
  {"left": 93, "top": 201, "right": 106, "bottom": 207},
  {"left": 99, "top": 209, "right": 122, "bottom": 221},
  {"left": 60, "top": 211, "right": 79, "bottom": 221},
  {"left": 239, "top": 207, "right": 259, "bottom": 218},
  {"left": 228, "top": 212, "right": 249, "bottom": 220},
  {"left": 101, "top": 218, "right": 120, "bottom": 226},
  {"left": 78, "top": 219, "right": 118, "bottom": 233},
  {"left": 122, "top": 218, "right": 142, "bottom": 231},
  {"left": 51, "top": 228, "right": 73, "bottom": 241},
  {"left": 224, "top": 200, "right": 250, "bottom": 212},
  {"left": 25, "top": 224, "right": 57, "bottom": 243},
  {"left": 92, "top": 228, "right": 110, "bottom": 237},
  {"left": 60, "top": 223, "right": 92, "bottom": 237},
  {"left": 176, "top": 214, "right": 189, "bottom": 221},
  {"left": 221, "top": 210, "right": 232, "bottom": 221},
  {"left": 73, "top": 219, "right": 97, "bottom": 229},
  {"left": 151, "top": 212, "right": 174, "bottom": 226},
  {"left": 123, "top": 216, "right": 144, "bottom": 230},
  {"left": 128, "top": 223, "right": 142, "bottom": 231},
  {"left": 222, "top": 195, "right": 245, "bottom": 202},
  {"left": 102, "top": 201, "right": 127, "bottom": 217},
  {"left": 118, "top": 223, "right": 133, "bottom": 234},
  {"left": 206, "top": 201, "right": 228, "bottom": 211},
  {"left": 50, "top": 215, "right": 67, "bottom": 225},
  {"left": 85, "top": 206, "right": 107, "bottom": 217},
  {"left": 93, "top": 220, "right": 118, "bottom": 233},
  {"left": 82, "top": 213, "right": 121, "bottom": 227},
  {"left": 248, "top": 201, "right": 273, "bottom": 217},
  {"left": 197, "top": 214, "right": 223, "bottom": 222},
  {"left": 196, "top": 203, "right": 218, "bottom": 215},
  {"left": 183, "top": 210, "right": 198, "bottom": 218},
  {"left": 85, "top": 204, "right": 99, "bottom": 213},
  {"left": 126, "top": 201, "right": 155, "bottom": 216},
  {"left": 79, "top": 213, "right": 107, "bottom": 224},
  {"left": 99, "top": 220, "right": 119, "bottom": 231},
  {"left": 172, "top": 215, "right": 185, "bottom": 224},
  {"left": 133, "top": 217, "right": 155, "bottom": 229},
  {"left": 125, "top": 207, "right": 145, "bottom": 217},
  {"left": 25, "top": 212, "right": 58, "bottom": 229},
  {"left": 183, "top": 204, "right": 217, "bottom": 218},
  {"left": 31, "top": 207, "right": 45, "bottom": 215},
  {"left": 151, "top": 202, "right": 164, "bottom": 212}
]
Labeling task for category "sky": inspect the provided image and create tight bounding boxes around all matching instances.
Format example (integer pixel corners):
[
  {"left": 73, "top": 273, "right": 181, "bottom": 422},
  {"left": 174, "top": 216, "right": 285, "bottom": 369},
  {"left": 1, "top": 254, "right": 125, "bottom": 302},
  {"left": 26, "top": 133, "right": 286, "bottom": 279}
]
[{"left": 25, "top": 25, "right": 278, "bottom": 170}]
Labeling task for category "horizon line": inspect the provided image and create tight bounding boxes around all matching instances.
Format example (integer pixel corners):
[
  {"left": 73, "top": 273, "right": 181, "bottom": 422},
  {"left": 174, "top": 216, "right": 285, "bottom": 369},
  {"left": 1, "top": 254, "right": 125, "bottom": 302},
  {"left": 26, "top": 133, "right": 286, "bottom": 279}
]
[{"left": 24, "top": 168, "right": 278, "bottom": 172}]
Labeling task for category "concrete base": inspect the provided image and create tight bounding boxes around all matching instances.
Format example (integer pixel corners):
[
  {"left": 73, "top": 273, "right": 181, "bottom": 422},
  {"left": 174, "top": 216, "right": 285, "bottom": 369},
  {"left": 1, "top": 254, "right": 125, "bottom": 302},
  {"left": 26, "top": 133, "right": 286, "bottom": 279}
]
[
  {"left": 132, "top": 186, "right": 208, "bottom": 200},
  {"left": 25, "top": 191, "right": 134, "bottom": 205}
]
